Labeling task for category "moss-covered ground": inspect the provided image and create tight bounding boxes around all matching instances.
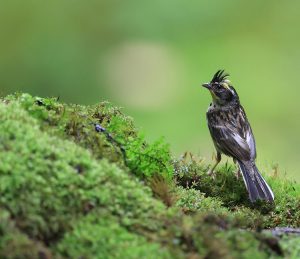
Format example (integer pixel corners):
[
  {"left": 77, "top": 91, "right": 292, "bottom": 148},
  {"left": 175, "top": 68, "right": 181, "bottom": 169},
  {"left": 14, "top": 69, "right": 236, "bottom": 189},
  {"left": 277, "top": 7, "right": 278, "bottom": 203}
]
[{"left": 0, "top": 93, "right": 299, "bottom": 259}]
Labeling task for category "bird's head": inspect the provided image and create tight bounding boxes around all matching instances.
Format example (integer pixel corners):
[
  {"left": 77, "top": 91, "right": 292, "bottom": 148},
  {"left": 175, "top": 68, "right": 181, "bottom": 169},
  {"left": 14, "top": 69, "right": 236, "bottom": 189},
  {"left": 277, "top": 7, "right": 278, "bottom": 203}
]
[{"left": 202, "top": 70, "right": 238, "bottom": 105}]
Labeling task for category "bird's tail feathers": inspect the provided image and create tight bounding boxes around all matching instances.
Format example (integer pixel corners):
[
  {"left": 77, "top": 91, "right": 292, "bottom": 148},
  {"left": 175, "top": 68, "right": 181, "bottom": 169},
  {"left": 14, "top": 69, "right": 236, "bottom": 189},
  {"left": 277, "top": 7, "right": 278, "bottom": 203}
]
[{"left": 238, "top": 161, "right": 274, "bottom": 202}]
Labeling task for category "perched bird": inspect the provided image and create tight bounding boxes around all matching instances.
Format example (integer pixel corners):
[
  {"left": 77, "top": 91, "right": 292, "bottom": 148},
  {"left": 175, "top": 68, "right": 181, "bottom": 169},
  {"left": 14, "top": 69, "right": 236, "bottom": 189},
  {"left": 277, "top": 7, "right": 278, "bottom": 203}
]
[{"left": 202, "top": 70, "right": 274, "bottom": 202}]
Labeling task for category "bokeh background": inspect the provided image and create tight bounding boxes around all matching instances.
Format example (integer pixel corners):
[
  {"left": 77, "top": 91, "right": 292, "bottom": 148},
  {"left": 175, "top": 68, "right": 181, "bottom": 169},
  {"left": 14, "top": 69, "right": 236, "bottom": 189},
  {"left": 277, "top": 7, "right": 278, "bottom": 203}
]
[{"left": 1, "top": 1, "right": 300, "bottom": 180}]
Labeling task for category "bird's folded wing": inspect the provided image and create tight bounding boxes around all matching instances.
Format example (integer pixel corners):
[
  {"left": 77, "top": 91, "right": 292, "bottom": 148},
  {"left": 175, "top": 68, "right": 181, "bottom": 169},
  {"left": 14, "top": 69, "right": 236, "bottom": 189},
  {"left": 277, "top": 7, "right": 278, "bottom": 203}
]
[{"left": 208, "top": 122, "right": 252, "bottom": 161}]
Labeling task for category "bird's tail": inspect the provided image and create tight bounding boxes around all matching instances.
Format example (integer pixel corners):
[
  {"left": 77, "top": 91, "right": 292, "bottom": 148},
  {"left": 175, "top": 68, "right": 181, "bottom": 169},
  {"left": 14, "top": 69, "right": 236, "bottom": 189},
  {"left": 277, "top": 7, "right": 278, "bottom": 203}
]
[{"left": 238, "top": 161, "right": 274, "bottom": 202}]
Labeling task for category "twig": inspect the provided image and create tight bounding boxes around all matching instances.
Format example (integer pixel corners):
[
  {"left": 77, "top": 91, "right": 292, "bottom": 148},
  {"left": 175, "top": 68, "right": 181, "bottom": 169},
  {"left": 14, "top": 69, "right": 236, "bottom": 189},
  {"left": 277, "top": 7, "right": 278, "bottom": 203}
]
[
  {"left": 94, "top": 124, "right": 128, "bottom": 166},
  {"left": 271, "top": 227, "right": 300, "bottom": 236}
]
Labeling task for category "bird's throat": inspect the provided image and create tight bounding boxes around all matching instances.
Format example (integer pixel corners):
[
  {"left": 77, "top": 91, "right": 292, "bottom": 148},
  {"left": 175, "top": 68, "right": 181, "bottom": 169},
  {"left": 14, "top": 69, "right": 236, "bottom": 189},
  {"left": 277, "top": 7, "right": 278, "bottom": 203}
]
[{"left": 209, "top": 90, "right": 217, "bottom": 101}]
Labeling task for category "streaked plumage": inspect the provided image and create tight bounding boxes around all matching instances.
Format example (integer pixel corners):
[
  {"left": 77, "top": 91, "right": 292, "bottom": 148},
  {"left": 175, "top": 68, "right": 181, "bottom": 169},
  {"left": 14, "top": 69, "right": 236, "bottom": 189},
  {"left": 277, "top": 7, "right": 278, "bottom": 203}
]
[{"left": 202, "top": 70, "right": 274, "bottom": 202}]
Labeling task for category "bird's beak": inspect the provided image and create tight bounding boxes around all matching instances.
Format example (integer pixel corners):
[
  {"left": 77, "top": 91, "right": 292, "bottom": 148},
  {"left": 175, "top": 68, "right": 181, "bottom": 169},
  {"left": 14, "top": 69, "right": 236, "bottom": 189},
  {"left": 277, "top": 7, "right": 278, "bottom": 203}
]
[{"left": 202, "top": 83, "right": 211, "bottom": 89}]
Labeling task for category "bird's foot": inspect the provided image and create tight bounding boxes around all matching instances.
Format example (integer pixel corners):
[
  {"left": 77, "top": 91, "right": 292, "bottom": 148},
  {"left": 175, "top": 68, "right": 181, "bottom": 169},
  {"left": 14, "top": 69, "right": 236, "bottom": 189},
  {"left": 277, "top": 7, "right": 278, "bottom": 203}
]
[
  {"left": 207, "top": 169, "right": 216, "bottom": 179},
  {"left": 235, "top": 168, "right": 241, "bottom": 180}
]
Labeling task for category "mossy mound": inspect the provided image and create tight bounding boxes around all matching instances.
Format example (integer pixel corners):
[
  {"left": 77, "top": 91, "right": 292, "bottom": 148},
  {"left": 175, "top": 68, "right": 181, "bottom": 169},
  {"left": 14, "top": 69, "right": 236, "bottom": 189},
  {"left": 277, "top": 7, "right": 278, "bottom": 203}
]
[{"left": 0, "top": 93, "right": 299, "bottom": 259}]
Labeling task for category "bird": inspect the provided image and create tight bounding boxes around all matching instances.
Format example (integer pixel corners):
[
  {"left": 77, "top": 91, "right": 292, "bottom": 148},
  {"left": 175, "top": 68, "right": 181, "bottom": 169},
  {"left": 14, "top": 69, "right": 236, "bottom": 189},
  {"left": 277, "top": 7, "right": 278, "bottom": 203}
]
[{"left": 202, "top": 70, "right": 274, "bottom": 202}]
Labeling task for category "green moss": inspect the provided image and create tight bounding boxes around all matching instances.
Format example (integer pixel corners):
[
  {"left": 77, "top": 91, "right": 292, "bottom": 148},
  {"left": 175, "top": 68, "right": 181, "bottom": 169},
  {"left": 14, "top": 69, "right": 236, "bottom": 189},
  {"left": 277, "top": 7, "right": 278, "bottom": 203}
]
[
  {"left": 215, "top": 230, "right": 270, "bottom": 259},
  {"left": 265, "top": 177, "right": 300, "bottom": 227},
  {"left": 175, "top": 186, "right": 228, "bottom": 213},
  {"left": 0, "top": 93, "right": 299, "bottom": 258},
  {"left": 0, "top": 209, "right": 52, "bottom": 259},
  {"left": 5, "top": 93, "right": 173, "bottom": 179},
  {"left": 174, "top": 153, "right": 300, "bottom": 228},
  {"left": 0, "top": 100, "right": 166, "bottom": 243},
  {"left": 174, "top": 156, "right": 251, "bottom": 206},
  {"left": 56, "top": 211, "right": 171, "bottom": 259},
  {"left": 279, "top": 235, "right": 300, "bottom": 259}
]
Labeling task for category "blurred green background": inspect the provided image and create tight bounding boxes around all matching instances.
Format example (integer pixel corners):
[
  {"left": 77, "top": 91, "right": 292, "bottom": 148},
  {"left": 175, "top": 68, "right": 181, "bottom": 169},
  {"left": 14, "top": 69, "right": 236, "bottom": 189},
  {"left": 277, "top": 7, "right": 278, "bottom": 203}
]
[{"left": 1, "top": 1, "right": 299, "bottom": 180}]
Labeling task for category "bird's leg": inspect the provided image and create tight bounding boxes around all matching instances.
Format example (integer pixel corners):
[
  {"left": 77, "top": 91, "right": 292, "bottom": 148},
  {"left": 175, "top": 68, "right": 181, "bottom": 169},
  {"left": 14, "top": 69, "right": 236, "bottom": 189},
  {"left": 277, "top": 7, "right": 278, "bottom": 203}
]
[
  {"left": 207, "top": 152, "right": 221, "bottom": 177},
  {"left": 233, "top": 158, "right": 241, "bottom": 180}
]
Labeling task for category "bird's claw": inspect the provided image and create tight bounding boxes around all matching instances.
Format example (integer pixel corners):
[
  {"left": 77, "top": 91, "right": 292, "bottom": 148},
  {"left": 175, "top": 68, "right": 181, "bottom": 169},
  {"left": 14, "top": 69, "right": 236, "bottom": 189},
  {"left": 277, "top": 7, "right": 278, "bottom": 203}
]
[
  {"left": 234, "top": 168, "right": 241, "bottom": 180},
  {"left": 207, "top": 169, "right": 216, "bottom": 179}
]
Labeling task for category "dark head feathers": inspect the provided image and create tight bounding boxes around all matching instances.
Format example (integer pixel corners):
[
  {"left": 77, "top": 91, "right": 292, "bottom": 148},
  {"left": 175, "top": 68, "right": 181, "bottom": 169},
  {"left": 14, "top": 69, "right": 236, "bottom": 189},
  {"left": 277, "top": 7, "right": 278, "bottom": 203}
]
[{"left": 211, "top": 70, "right": 229, "bottom": 83}]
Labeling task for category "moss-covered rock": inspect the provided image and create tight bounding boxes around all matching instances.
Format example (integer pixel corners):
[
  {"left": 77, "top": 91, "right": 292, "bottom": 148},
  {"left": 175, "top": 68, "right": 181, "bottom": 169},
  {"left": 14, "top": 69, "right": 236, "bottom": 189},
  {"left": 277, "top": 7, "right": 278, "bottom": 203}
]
[
  {"left": 0, "top": 100, "right": 168, "bottom": 246},
  {"left": 0, "top": 93, "right": 299, "bottom": 258}
]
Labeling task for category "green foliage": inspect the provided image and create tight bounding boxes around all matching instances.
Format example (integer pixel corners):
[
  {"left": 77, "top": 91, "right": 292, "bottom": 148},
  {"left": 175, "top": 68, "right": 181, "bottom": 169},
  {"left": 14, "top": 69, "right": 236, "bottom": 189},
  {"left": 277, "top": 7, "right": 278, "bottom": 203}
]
[
  {"left": 103, "top": 111, "right": 173, "bottom": 178},
  {"left": 0, "top": 93, "right": 299, "bottom": 258}
]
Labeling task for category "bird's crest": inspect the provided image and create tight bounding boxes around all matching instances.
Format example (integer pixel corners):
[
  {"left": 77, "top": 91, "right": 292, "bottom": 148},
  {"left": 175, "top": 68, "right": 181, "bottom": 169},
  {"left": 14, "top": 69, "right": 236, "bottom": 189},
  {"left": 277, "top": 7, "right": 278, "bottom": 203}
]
[{"left": 211, "top": 70, "right": 229, "bottom": 83}]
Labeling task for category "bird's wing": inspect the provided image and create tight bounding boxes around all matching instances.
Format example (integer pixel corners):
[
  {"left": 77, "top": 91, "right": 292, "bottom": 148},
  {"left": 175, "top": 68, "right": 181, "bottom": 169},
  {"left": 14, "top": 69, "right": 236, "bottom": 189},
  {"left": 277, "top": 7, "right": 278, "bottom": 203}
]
[
  {"left": 245, "top": 124, "right": 256, "bottom": 159},
  {"left": 207, "top": 107, "right": 256, "bottom": 161},
  {"left": 239, "top": 106, "right": 256, "bottom": 159}
]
